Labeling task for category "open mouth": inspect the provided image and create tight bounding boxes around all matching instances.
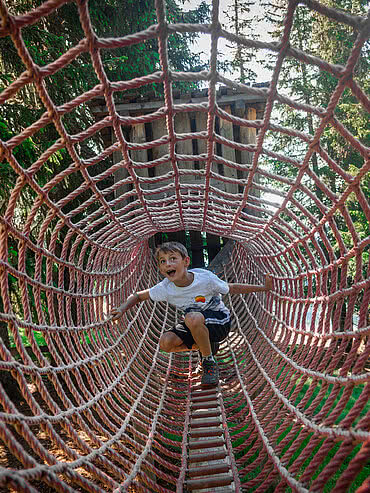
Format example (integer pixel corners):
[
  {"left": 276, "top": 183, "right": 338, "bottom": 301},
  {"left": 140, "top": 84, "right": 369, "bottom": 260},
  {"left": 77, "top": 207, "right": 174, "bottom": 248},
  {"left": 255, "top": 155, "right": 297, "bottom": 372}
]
[{"left": 166, "top": 269, "right": 176, "bottom": 277}]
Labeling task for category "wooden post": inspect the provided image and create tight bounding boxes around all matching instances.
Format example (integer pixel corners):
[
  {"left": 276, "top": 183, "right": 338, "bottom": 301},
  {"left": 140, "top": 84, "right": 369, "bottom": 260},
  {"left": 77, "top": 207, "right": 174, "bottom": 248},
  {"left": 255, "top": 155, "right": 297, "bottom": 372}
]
[
  {"left": 175, "top": 112, "right": 193, "bottom": 187},
  {"left": 113, "top": 148, "right": 129, "bottom": 201},
  {"left": 249, "top": 106, "right": 260, "bottom": 215},
  {"left": 218, "top": 105, "right": 238, "bottom": 196},
  {"left": 151, "top": 117, "right": 170, "bottom": 200},
  {"left": 167, "top": 231, "right": 186, "bottom": 245},
  {"left": 206, "top": 233, "right": 221, "bottom": 264},
  {"left": 195, "top": 111, "right": 214, "bottom": 188},
  {"left": 190, "top": 230, "right": 204, "bottom": 267},
  {"left": 130, "top": 123, "right": 148, "bottom": 192},
  {"left": 113, "top": 112, "right": 131, "bottom": 205},
  {"left": 241, "top": 106, "right": 260, "bottom": 216}
]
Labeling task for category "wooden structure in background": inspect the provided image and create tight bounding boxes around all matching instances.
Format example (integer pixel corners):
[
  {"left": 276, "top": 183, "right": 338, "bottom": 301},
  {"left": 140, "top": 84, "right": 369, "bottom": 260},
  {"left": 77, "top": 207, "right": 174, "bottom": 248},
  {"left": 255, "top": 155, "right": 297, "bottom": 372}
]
[{"left": 91, "top": 86, "right": 268, "bottom": 266}]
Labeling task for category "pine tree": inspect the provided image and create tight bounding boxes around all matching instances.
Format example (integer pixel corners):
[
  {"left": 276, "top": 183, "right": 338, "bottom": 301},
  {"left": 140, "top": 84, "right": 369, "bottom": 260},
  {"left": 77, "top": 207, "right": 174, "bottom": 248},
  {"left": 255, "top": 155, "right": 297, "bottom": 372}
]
[
  {"left": 260, "top": 0, "right": 368, "bottom": 247},
  {"left": 222, "top": 0, "right": 258, "bottom": 83},
  {"left": 259, "top": 0, "right": 369, "bottom": 331}
]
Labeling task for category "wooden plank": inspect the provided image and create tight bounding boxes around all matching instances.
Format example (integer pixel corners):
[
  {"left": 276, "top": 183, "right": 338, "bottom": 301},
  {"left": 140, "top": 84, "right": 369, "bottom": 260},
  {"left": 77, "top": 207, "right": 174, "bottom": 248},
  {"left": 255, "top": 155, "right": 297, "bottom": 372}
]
[
  {"left": 130, "top": 123, "right": 148, "bottom": 175},
  {"left": 191, "top": 399, "right": 219, "bottom": 410},
  {"left": 175, "top": 112, "right": 193, "bottom": 186},
  {"left": 188, "top": 449, "right": 227, "bottom": 463},
  {"left": 219, "top": 105, "right": 238, "bottom": 196},
  {"left": 151, "top": 117, "right": 170, "bottom": 199},
  {"left": 188, "top": 438, "right": 226, "bottom": 450},
  {"left": 187, "top": 473, "right": 233, "bottom": 490},
  {"left": 241, "top": 106, "right": 260, "bottom": 216},
  {"left": 91, "top": 91, "right": 269, "bottom": 116},
  {"left": 188, "top": 392, "right": 235, "bottom": 493},
  {"left": 188, "top": 463, "right": 230, "bottom": 478},
  {"left": 189, "top": 428, "right": 223, "bottom": 438}
]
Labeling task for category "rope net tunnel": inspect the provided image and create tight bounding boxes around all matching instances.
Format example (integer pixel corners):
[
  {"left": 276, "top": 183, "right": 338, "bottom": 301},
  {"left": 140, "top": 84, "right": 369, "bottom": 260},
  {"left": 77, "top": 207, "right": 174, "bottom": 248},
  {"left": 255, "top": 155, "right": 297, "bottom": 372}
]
[{"left": 0, "top": 0, "right": 369, "bottom": 491}]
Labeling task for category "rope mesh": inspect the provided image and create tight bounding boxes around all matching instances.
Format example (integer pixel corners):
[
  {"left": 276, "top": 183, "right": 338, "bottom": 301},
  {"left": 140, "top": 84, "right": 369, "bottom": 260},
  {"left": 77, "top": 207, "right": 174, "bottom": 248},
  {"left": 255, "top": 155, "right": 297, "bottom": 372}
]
[{"left": 0, "top": 0, "right": 369, "bottom": 491}]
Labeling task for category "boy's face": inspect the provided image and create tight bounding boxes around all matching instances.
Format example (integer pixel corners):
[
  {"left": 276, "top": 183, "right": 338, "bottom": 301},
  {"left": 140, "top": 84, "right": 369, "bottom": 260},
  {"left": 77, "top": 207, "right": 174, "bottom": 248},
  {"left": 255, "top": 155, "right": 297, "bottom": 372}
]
[{"left": 157, "top": 250, "right": 190, "bottom": 283}]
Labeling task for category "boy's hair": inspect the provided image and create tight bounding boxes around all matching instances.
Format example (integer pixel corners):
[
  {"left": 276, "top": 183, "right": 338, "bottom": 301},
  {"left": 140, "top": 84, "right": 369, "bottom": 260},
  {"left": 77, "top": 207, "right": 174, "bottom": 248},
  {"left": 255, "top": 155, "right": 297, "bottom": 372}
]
[{"left": 155, "top": 242, "right": 189, "bottom": 260}]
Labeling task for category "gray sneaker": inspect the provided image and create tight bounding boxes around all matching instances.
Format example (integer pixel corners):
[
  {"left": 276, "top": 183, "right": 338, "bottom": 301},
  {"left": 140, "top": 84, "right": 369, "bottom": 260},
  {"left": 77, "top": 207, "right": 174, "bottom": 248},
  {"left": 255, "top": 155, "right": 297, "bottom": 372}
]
[
  {"left": 196, "top": 343, "right": 220, "bottom": 375},
  {"left": 201, "top": 358, "right": 219, "bottom": 387}
]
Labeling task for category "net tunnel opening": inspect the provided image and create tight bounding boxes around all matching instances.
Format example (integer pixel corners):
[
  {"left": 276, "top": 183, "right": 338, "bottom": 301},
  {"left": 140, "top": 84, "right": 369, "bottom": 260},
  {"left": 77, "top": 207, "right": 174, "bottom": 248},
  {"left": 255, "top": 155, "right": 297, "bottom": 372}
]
[{"left": 151, "top": 230, "right": 231, "bottom": 268}]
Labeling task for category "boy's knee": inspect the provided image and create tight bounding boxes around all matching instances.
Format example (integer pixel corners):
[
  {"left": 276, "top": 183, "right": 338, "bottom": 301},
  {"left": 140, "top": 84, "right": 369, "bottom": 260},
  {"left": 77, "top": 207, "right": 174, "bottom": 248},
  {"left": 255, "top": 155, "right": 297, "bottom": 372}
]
[
  {"left": 159, "top": 332, "right": 176, "bottom": 352},
  {"left": 184, "top": 312, "right": 205, "bottom": 329}
]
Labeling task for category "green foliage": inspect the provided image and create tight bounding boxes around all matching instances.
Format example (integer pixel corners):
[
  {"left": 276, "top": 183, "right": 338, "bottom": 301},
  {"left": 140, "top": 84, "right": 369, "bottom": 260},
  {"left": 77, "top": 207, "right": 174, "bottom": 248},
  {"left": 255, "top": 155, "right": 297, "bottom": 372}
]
[
  {"left": 222, "top": 0, "right": 258, "bottom": 82},
  {"left": 257, "top": 0, "right": 369, "bottom": 293},
  {"left": 8, "top": 327, "right": 46, "bottom": 348}
]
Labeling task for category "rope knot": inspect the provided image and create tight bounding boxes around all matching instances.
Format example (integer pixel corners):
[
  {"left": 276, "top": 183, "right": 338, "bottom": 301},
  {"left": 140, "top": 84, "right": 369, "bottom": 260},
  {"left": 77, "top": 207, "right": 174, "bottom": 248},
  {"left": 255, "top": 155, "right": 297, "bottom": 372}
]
[
  {"left": 47, "top": 107, "right": 60, "bottom": 120},
  {"left": 87, "top": 33, "right": 99, "bottom": 54},
  {"left": 158, "top": 21, "right": 168, "bottom": 38},
  {"left": 213, "top": 21, "right": 222, "bottom": 35},
  {"left": 27, "top": 64, "right": 42, "bottom": 83}
]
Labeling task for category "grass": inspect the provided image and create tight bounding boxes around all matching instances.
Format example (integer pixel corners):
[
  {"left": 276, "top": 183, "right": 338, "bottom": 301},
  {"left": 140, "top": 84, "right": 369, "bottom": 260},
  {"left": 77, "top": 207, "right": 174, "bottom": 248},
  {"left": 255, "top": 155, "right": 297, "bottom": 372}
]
[
  {"left": 9, "top": 327, "right": 106, "bottom": 350},
  {"left": 9, "top": 327, "right": 46, "bottom": 348},
  {"left": 226, "top": 362, "right": 369, "bottom": 491}
]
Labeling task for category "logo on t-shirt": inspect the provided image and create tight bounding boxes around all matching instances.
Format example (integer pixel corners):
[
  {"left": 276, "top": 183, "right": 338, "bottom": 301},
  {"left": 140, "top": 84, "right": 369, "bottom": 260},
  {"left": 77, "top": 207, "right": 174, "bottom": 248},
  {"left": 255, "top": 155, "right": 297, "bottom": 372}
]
[{"left": 195, "top": 295, "right": 206, "bottom": 303}]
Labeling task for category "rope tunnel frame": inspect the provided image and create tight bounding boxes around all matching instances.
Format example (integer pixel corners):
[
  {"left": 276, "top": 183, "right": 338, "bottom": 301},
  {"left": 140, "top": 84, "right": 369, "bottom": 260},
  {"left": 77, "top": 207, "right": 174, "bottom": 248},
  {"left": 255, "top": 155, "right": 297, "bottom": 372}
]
[{"left": 0, "top": 0, "right": 369, "bottom": 491}]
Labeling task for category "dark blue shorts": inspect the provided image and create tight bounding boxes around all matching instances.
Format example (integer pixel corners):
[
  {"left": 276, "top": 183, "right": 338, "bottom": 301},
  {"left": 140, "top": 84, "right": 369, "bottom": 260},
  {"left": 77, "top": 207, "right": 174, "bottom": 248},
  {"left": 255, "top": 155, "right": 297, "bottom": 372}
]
[{"left": 168, "top": 309, "right": 231, "bottom": 349}]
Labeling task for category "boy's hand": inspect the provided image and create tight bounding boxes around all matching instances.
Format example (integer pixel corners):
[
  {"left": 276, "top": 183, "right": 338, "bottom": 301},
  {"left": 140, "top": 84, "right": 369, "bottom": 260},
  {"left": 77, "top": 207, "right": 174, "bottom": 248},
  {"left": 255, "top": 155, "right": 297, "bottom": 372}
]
[
  {"left": 110, "top": 306, "right": 125, "bottom": 321},
  {"left": 265, "top": 273, "right": 273, "bottom": 291},
  {"left": 109, "top": 291, "right": 149, "bottom": 321}
]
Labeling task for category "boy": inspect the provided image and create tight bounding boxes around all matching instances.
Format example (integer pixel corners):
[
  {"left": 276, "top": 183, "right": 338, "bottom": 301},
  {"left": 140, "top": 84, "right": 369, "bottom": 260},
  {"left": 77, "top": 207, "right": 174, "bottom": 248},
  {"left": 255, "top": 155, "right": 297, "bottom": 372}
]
[{"left": 110, "top": 242, "right": 273, "bottom": 387}]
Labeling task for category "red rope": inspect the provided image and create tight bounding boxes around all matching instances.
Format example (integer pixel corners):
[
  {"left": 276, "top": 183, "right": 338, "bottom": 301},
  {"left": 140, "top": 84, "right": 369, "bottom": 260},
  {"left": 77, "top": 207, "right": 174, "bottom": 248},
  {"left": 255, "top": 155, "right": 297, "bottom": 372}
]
[{"left": 0, "top": 0, "right": 369, "bottom": 491}]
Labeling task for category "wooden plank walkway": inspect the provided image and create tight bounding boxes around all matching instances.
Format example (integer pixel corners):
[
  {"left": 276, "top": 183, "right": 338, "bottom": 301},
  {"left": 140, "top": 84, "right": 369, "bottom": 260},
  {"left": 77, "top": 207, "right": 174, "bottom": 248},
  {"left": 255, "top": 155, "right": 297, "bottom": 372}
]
[{"left": 186, "top": 384, "right": 236, "bottom": 492}]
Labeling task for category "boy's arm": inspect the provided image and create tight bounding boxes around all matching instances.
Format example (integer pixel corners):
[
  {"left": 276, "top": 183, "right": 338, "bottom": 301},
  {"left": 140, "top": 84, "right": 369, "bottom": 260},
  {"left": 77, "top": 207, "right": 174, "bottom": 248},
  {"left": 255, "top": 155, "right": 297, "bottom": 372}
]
[
  {"left": 110, "top": 289, "right": 150, "bottom": 321},
  {"left": 228, "top": 273, "right": 273, "bottom": 295}
]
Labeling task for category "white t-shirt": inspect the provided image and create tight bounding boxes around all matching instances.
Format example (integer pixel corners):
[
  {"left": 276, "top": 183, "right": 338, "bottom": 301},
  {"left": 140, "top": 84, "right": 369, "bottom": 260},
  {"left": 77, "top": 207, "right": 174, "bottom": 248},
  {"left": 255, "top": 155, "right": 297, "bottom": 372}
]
[{"left": 149, "top": 268, "right": 230, "bottom": 314}]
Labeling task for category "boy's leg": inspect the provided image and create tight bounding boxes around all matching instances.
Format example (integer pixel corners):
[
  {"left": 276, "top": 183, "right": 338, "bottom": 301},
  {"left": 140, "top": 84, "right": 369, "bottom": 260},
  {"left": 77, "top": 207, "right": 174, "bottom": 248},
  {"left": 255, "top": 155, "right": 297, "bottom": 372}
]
[
  {"left": 159, "top": 331, "right": 188, "bottom": 353},
  {"left": 159, "top": 330, "right": 200, "bottom": 353},
  {"left": 202, "top": 309, "right": 231, "bottom": 356},
  {"left": 184, "top": 312, "right": 219, "bottom": 386},
  {"left": 183, "top": 312, "right": 212, "bottom": 358}
]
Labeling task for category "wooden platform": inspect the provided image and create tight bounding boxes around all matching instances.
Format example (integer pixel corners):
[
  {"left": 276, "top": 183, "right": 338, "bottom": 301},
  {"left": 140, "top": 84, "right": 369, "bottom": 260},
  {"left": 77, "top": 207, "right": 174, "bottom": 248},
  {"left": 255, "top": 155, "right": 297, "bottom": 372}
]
[{"left": 186, "top": 386, "right": 236, "bottom": 492}]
